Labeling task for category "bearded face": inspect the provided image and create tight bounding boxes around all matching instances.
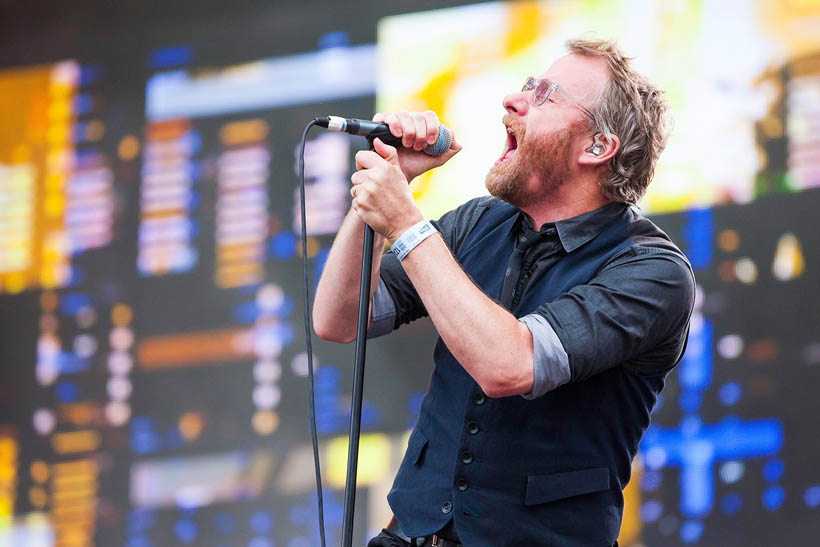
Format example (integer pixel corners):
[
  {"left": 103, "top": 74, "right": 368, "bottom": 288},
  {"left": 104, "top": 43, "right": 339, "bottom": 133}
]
[{"left": 485, "top": 114, "right": 577, "bottom": 207}]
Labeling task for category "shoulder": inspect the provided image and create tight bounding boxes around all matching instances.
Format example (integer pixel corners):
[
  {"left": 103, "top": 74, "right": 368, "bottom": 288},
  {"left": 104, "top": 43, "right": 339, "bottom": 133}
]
[
  {"left": 608, "top": 207, "right": 693, "bottom": 274},
  {"left": 433, "top": 195, "right": 510, "bottom": 251}
]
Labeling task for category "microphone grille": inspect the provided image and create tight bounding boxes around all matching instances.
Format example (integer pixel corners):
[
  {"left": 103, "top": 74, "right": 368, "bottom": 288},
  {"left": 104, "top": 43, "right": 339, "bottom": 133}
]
[{"left": 423, "top": 125, "right": 453, "bottom": 157}]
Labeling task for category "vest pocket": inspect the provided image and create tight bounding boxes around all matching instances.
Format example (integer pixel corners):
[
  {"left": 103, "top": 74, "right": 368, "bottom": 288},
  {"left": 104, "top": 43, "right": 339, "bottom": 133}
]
[
  {"left": 406, "top": 428, "right": 428, "bottom": 466},
  {"left": 524, "top": 467, "right": 610, "bottom": 506}
]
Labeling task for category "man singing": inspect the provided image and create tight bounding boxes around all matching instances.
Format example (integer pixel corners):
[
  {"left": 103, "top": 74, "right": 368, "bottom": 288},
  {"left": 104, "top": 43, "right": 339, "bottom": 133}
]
[{"left": 313, "top": 39, "right": 695, "bottom": 547}]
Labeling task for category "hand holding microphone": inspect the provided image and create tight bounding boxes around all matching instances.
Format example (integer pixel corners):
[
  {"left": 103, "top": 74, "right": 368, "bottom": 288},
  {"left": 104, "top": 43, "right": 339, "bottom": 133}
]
[{"left": 317, "top": 110, "right": 461, "bottom": 183}]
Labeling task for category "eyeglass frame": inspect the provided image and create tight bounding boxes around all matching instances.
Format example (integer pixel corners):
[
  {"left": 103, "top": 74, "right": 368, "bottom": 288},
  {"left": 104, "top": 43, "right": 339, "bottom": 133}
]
[{"left": 522, "top": 76, "right": 612, "bottom": 141}]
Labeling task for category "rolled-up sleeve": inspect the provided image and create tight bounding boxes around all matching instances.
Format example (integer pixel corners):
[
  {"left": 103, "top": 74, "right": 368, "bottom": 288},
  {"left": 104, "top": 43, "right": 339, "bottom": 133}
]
[
  {"left": 535, "top": 248, "right": 695, "bottom": 383},
  {"left": 367, "top": 279, "right": 397, "bottom": 339},
  {"left": 518, "top": 314, "right": 571, "bottom": 398}
]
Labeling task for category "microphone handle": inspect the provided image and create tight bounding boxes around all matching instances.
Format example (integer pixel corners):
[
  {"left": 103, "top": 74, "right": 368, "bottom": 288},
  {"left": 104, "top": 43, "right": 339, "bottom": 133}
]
[{"left": 318, "top": 116, "right": 451, "bottom": 157}]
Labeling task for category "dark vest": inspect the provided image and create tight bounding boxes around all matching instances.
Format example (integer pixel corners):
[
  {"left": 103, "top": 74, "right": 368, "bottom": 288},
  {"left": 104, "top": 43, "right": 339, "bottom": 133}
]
[{"left": 387, "top": 202, "right": 667, "bottom": 546}]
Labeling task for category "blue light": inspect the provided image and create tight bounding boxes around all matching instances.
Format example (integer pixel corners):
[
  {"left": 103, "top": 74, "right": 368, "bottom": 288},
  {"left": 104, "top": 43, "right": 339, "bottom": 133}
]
[
  {"left": 214, "top": 514, "right": 235, "bottom": 534},
  {"left": 313, "top": 248, "right": 330, "bottom": 290},
  {"left": 60, "top": 292, "right": 93, "bottom": 315},
  {"left": 680, "top": 520, "right": 704, "bottom": 543},
  {"left": 149, "top": 46, "right": 193, "bottom": 69},
  {"left": 640, "top": 470, "right": 663, "bottom": 492},
  {"left": 640, "top": 500, "right": 663, "bottom": 522},
  {"left": 271, "top": 232, "right": 297, "bottom": 260},
  {"left": 235, "top": 301, "right": 259, "bottom": 323},
  {"left": 74, "top": 94, "right": 94, "bottom": 115},
  {"left": 682, "top": 208, "right": 713, "bottom": 270},
  {"left": 762, "top": 486, "right": 785, "bottom": 511},
  {"left": 718, "top": 382, "right": 742, "bottom": 406},
  {"left": 804, "top": 485, "right": 820, "bottom": 508},
  {"left": 639, "top": 417, "right": 782, "bottom": 517},
  {"left": 678, "top": 320, "right": 713, "bottom": 392},
  {"left": 250, "top": 511, "right": 273, "bottom": 533},
  {"left": 288, "top": 504, "right": 312, "bottom": 526},
  {"left": 763, "top": 459, "right": 784, "bottom": 482},
  {"left": 130, "top": 417, "right": 160, "bottom": 454},
  {"left": 319, "top": 31, "right": 351, "bottom": 49},
  {"left": 127, "top": 509, "right": 156, "bottom": 533},
  {"left": 55, "top": 381, "right": 79, "bottom": 403},
  {"left": 174, "top": 519, "right": 197, "bottom": 543},
  {"left": 80, "top": 65, "right": 102, "bottom": 85},
  {"left": 125, "top": 536, "right": 152, "bottom": 547},
  {"left": 248, "top": 538, "right": 273, "bottom": 547},
  {"left": 678, "top": 390, "right": 702, "bottom": 413},
  {"left": 721, "top": 493, "right": 742, "bottom": 515}
]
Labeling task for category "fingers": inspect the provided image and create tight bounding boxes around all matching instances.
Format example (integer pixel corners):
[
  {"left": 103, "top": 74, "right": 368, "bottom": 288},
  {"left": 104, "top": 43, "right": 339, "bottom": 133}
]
[
  {"left": 375, "top": 111, "right": 403, "bottom": 141},
  {"left": 422, "top": 111, "right": 440, "bottom": 146},
  {"left": 372, "top": 138, "right": 399, "bottom": 165},
  {"left": 397, "top": 111, "right": 416, "bottom": 149},
  {"left": 355, "top": 149, "right": 382, "bottom": 170}
]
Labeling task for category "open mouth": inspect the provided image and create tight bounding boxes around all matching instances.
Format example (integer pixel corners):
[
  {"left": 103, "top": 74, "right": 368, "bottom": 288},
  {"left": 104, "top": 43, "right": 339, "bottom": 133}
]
[{"left": 496, "top": 125, "right": 518, "bottom": 165}]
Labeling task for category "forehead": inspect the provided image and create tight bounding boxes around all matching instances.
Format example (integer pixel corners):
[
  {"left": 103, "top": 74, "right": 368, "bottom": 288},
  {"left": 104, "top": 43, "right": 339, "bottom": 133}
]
[{"left": 538, "top": 53, "right": 610, "bottom": 103}]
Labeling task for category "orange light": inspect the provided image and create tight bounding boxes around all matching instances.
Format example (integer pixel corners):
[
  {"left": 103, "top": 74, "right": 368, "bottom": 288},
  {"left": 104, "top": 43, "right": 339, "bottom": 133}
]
[
  {"left": 51, "top": 430, "right": 101, "bottom": 455},
  {"left": 137, "top": 328, "right": 254, "bottom": 370},
  {"left": 111, "top": 303, "right": 133, "bottom": 326}
]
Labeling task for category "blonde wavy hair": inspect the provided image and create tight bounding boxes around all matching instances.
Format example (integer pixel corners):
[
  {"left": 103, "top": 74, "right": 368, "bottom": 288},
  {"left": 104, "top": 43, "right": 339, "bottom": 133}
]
[{"left": 566, "top": 39, "right": 671, "bottom": 205}]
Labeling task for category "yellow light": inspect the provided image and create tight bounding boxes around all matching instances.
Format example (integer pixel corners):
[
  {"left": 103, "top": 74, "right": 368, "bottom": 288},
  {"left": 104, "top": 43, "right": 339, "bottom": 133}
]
[
  {"left": 326, "top": 433, "right": 390, "bottom": 488},
  {"left": 295, "top": 236, "right": 321, "bottom": 259},
  {"left": 4, "top": 272, "right": 27, "bottom": 294},
  {"left": 44, "top": 194, "right": 65, "bottom": 218},
  {"left": 772, "top": 233, "right": 804, "bottom": 281}
]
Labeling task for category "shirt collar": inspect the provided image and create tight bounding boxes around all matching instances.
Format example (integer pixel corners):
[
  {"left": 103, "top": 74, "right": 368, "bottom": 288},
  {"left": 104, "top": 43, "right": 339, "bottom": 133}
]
[{"left": 509, "top": 201, "right": 628, "bottom": 253}]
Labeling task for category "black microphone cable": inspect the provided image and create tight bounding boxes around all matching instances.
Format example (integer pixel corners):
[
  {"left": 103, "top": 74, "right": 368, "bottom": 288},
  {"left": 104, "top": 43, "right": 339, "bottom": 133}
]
[{"left": 298, "top": 118, "right": 326, "bottom": 547}]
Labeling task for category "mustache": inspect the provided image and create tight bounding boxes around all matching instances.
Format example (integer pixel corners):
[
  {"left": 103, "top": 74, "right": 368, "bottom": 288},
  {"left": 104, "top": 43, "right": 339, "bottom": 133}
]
[{"left": 503, "top": 114, "right": 525, "bottom": 139}]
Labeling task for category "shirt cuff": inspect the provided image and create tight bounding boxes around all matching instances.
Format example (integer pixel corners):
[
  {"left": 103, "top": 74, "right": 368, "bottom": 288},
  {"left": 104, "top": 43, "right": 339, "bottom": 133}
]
[
  {"left": 367, "top": 279, "right": 397, "bottom": 339},
  {"left": 518, "top": 314, "right": 571, "bottom": 399}
]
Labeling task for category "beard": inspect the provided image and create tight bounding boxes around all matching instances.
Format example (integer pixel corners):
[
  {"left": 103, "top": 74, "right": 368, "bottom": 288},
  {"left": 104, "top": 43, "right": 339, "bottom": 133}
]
[{"left": 485, "top": 119, "right": 576, "bottom": 208}]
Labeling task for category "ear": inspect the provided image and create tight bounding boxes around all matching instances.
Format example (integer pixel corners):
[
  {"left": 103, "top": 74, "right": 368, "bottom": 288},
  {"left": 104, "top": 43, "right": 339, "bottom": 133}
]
[{"left": 578, "top": 133, "right": 620, "bottom": 166}]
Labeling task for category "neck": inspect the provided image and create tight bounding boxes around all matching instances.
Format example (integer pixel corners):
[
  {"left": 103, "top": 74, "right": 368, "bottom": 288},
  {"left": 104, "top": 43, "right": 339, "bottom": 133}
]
[{"left": 521, "top": 176, "right": 610, "bottom": 227}]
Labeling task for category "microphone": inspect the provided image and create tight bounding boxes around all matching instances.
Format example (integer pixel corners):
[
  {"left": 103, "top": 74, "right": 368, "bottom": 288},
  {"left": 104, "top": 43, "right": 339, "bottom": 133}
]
[{"left": 315, "top": 116, "right": 453, "bottom": 157}]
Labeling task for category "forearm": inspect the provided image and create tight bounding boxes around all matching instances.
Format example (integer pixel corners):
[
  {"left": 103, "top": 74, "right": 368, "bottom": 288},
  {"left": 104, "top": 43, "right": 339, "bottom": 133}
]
[
  {"left": 313, "top": 208, "right": 385, "bottom": 343},
  {"left": 397, "top": 233, "right": 534, "bottom": 397}
]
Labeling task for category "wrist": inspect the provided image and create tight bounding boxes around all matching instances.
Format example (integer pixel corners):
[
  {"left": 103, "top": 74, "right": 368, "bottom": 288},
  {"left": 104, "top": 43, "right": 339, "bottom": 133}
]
[
  {"left": 386, "top": 212, "right": 425, "bottom": 243},
  {"left": 390, "top": 219, "right": 438, "bottom": 262}
]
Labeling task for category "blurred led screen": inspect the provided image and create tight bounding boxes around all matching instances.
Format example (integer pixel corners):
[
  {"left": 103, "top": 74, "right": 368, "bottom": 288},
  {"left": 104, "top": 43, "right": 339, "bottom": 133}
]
[
  {"left": 0, "top": 1, "right": 818, "bottom": 546},
  {"left": 377, "top": 0, "right": 820, "bottom": 219}
]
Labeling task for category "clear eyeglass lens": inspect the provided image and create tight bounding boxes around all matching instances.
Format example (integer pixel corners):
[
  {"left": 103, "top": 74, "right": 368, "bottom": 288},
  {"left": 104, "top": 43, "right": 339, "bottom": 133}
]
[
  {"left": 532, "top": 81, "right": 552, "bottom": 106},
  {"left": 522, "top": 78, "right": 552, "bottom": 106}
]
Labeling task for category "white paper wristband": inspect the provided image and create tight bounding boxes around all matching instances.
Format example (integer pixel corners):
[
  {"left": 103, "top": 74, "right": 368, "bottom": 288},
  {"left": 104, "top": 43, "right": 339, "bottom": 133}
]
[{"left": 391, "top": 220, "right": 438, "bottom": 261}]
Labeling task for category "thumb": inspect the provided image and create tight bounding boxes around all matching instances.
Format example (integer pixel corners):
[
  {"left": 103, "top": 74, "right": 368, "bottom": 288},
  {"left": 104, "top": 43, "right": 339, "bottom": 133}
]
[{"left": 372, "top": 138, "right": 400, "bottom": 166}]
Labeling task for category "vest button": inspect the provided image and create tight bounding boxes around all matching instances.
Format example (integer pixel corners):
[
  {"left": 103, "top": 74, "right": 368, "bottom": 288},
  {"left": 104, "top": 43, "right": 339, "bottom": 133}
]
[
  {"left": 461, "top": 451, "right": 473, "bottom": 464},
  {"left": 456, "top": 479, "right": 469, "bottom": 491},
  {"left": 473, "top": 392, "right": 485, "bottom": 405},
  {"left": 441, "top": 501, "right": 453, "bottom": 514},
  {"left": 467, "top": 422, "right": 479, "bottom": 434}
]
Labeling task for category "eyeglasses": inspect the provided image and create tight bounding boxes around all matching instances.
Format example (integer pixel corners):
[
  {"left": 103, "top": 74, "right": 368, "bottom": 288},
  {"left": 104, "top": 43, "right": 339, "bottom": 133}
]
[{"left": 522, "top": 76, "right": 611, "bottom": 137}]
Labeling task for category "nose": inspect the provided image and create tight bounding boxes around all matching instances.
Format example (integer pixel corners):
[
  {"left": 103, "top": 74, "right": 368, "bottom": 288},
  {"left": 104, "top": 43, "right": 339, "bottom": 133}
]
[{"left": 503, "top": 91, "right": 529, "bottom": 116}]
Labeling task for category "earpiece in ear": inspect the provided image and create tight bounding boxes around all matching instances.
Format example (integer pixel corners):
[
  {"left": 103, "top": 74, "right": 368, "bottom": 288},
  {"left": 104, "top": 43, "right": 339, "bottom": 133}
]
[{"left": 586, "top": 134, "right": 605, "bottom": 156}]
